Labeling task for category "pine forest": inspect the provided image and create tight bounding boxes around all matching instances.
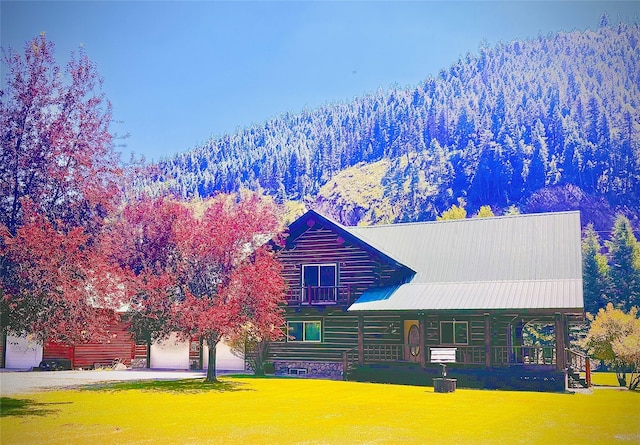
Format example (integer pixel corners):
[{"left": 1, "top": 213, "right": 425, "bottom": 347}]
[{"left": 140, "top": 21, "right": 639, "bottom": 232}]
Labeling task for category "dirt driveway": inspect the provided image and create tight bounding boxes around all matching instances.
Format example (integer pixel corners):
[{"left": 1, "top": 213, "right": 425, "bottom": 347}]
[{"left": 0, "top": 369, "right": 207, "bottom": 395}]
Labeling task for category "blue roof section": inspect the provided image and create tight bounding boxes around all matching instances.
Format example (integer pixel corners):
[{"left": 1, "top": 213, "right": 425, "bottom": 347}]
[{"left": 352, "top": 286, "right": 400, "bottom": 304}]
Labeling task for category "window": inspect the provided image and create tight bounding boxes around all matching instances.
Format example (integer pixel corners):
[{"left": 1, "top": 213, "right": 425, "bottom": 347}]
[
  {"left": 287, "top": 321, "right": 322, "bottom": 342},
  {"left": 302, "top": 264, "right": 336, "bottom": 288},
  {"left": 440, "top": 321, "right": 468, "bottom": 345},
  {"left": 302, "top": 264, "right": 337, "bottom": 303}
]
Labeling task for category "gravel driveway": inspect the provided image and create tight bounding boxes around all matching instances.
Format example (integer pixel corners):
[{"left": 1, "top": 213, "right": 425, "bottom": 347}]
[{"left": 0, "top": 369, "right": 207, "bottom": 395}]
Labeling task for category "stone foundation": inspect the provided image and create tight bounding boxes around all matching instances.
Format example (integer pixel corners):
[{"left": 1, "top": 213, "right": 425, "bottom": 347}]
[
  {"left": 131, "top": 358, "right": 147, "bottom": 369},
  {"left": 274, "top": 361, "right": 343, "bottom": 380}
]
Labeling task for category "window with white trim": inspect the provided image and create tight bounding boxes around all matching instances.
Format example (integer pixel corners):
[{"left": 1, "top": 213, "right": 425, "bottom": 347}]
[
  {"left": 287, "top": 321, "right": 322, "bottom": 342},
  {"left": 440, "top": 321, "right": 468, "bottom": 345}
]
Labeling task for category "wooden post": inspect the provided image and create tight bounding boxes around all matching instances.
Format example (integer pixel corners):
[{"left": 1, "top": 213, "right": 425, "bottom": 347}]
[
  {"left": 1, "top": 332, "right": 6, "bottom": 368},
  {"left": 357, "top": 315, "right": 364, "bottom": 366},
  {"left": 585, "top": 357, "right": 591, "bottom": 387},
  {"left": 146, "top": 338, "right": 151, "bottom": 369},
  {"left": 484, "top": 313, "right": 492, "bottom": 369},
  {"left": 419, "top": 316, "right": 426, "bottom": 369},
  {"left": 342, "top": 351, "right": 348, "bottom": 381},
  {"left": 555, "top": 313, "right": 566, "bottom": 371}
]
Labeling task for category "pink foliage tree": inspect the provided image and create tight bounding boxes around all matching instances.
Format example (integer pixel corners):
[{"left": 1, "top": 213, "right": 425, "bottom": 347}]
[
  {"left": 173, "top": 192, "right": 286, "bottom": 381},
  {"left": 0, "top": 34, "right": 123, "bottom": 343},
  {"left": 98, "top": 197, "right": 188, "bottom": 364},
  {"left": 101, "top": 192, "right": 287, "bottom": 381}
]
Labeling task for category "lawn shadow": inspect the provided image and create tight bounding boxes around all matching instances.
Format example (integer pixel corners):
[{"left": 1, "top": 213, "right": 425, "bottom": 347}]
[
  {"left": 80, "top": 378, "right": 254, "bottom": 394},
  {"left": 1, "top": 397, "right": 70, "bottom": 417}
]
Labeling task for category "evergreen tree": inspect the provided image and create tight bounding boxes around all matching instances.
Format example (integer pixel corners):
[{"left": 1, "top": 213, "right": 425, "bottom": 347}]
[
  {"left": 134, "top": 23, "right": 640, "bottom": 227},
  {"left": 437, "top": 202, "right": 467, "bottom": 220},
  {"left": 582, "top": 224, "right": 610, "bottom": 314},
  {"left": 606, "top": 215, "right": 640, "bottom": 311},
  {"left": 473, "top": 205, "right": 495, "bottom": 218}
]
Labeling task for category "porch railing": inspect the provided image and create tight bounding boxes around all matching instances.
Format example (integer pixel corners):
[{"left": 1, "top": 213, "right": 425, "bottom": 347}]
[
  {"left": 341, "top": 344, "right": 558, "bottom": 371},
  {"left": 492, "top": 345, "right": 556, "bottom": 365},
  {"left": 566, "top": 348, "right": 591, "bottom": 387},
  {"left": 364, "top": 343, "right": 405, "bottom": 362},
  {"left": 286, "top": 285, "right": 352, "bottom": 306}
]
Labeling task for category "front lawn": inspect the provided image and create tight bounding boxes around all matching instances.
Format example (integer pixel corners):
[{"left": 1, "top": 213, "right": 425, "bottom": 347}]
[{"left": 1, "top": 376, "right": 638, "bottom": 444}]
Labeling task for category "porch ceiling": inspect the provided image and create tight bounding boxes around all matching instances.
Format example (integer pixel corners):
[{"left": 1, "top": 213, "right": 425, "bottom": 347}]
[{"left": 348, "top": 279, "right": 583, "bottom": 312}]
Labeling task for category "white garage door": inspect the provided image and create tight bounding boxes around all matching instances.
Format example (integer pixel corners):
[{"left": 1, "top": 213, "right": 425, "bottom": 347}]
[
  {"left": 5, "top": 334, "right": 43, "bottom": 369},
  {"left": 149, "top": 333, "right": 190, "bottom": 369},
  {"left": 202, "top": 340, "right": 245, "bottom": 371}
]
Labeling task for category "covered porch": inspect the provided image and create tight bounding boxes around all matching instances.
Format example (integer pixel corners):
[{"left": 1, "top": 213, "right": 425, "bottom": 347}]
[{"left": 342, "top": 310, "right": 587, "bottom": 390}]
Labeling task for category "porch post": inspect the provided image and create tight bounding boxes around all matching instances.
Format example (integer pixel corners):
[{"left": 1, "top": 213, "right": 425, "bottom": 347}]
[
  {"left": 419, "top": 315, "right": 426, "bottom": 369},
  {"left": 357, "top": 315, "right": 364, "bottom": 366},
  {"left": 484, "top": 313, "right": 492, "bottom": 369},
  {"left": 555, "top": 313, "right": 566, "bottom": 371}
]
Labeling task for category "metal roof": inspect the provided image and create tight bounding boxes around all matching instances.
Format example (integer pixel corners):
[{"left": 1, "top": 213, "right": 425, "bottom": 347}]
[
  {"left": 345, "top": 211, "right": 583, "bottom": 312},
  {"left": 347, "top": 212, "right": 582, "bottom": 283}
]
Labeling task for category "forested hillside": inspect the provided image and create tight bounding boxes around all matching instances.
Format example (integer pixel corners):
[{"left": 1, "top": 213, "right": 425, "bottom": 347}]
[{"left": 139, "top": 20, "right": 640, "bottom": 229}]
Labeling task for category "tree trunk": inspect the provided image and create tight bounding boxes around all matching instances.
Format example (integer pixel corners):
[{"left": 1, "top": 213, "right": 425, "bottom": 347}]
[
  {"left": 253, "top": 341, "right": 268, "bottom": 376},
  {"left": 616, "top": 369, "right": 627, "bottom": 387},
  {"left": 206, "top": 336, "right": 218, "bottom": 382},
  {"left": 146, "top": 337, "right": 151, "bottom": 369}
]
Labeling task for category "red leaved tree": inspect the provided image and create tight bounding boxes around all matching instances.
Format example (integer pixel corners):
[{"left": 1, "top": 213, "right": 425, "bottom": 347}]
[
  {"left": 1, "top": 203, "right": 125, "bottom": 343},
  {"left": 99, "top": 192, "right": 286, "bottom": 380},
  {"left": 173, "top": 192, "right": 286, "bottom": 382},
  {"left": 98, "top": 197, "right": 188, "bottom": 365},
  {"left": 0, "top": 34, "right": 122, "bottom": 343},
  {"left": 226, "top": 249, "right": 286, "bottom": 375}
]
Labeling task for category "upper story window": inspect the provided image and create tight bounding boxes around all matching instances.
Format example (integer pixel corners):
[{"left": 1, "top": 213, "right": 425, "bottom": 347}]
[
  {"left": 440, "top": 321, "right": 468, "bottom": 345},
  {"left": 302, "top": 264, "right": 337, "bottom": 303}
]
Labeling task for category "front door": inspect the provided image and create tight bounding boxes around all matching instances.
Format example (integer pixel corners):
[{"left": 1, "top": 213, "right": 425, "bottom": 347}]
[{"left": 404, "top": 320, "right": 421, "bottom": 363}]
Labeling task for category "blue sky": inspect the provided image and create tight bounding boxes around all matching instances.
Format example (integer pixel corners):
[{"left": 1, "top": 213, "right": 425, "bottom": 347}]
[{"left": 2, "top": 1, "right": 639, "bottom": 163}]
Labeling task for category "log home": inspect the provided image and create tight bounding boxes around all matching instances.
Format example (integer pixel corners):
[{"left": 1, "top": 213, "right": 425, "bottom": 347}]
[{"left": 271, "top": 210, "right": 586, "bottom": 391}]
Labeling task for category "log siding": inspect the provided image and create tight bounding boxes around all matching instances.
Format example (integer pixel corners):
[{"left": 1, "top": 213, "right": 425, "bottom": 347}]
[{"left": 280, "top": 225, "right": 409, "bottom": 307}]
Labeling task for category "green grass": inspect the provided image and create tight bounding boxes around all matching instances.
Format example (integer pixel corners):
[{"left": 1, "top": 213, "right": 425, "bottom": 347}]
[
  {"left": 1, "top": 375, "right": 638, "bottom": 444},
  {"left": 591, "top": 371, "right": 626, "bottom": 387}
]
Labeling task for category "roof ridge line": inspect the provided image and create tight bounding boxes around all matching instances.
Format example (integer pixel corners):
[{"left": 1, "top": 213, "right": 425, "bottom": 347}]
[
  {"left": 347, "top": 210, "right": 581, "bottom": 229},
  {"left": 402, "top": 278, "right": 583, "bottom": 285}
]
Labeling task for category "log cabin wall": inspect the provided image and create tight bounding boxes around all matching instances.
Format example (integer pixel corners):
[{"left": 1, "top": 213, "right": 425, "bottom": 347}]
[
  {"left": 362, "top": 314, "right": 404, "bottom": 345},
  {"left": 272, "top": 221, "right": 411, "bottom": 373},
  {"left": 270, "top": 308, "right": 359, "bottom": 364},
  {"left": 280, "top": 225, "right": 409, "bottom": 305}
]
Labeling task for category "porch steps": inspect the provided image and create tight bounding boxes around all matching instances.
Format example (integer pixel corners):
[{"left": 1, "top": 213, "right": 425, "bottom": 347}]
[{"left": 567, "top": 368, "right": 589, "bottom": 389}]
